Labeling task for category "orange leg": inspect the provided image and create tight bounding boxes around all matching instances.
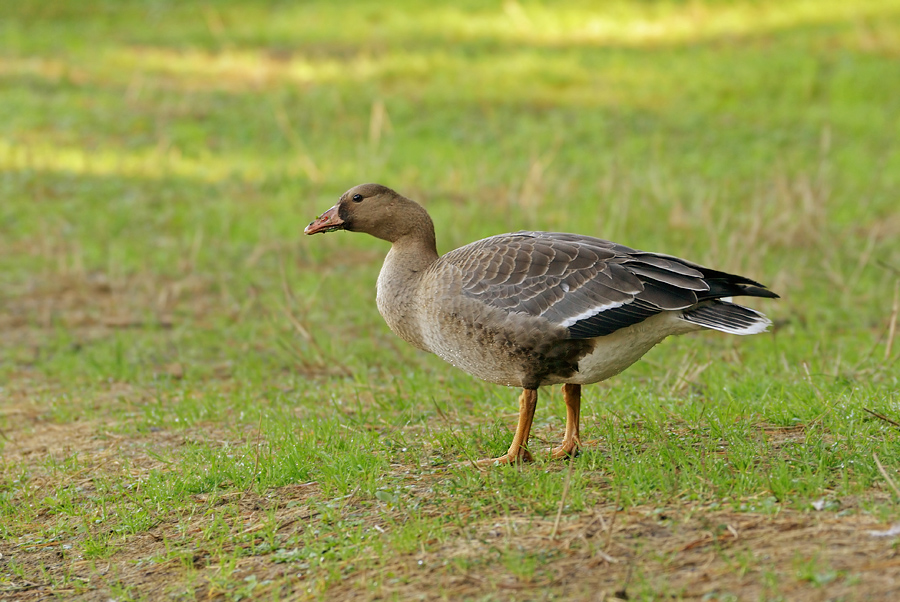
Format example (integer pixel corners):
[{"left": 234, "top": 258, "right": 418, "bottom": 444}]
[
  {"left": 551, "top": 383, "right": 582, "bottom": 459},
  {"left": 475, "top": 388, "right": 537, "bottom": 466}
]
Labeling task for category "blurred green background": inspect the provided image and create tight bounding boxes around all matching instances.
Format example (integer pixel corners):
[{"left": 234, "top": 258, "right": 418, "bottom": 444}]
[{"left": 2, "top": 0, "right": 898, "bottom": 383}]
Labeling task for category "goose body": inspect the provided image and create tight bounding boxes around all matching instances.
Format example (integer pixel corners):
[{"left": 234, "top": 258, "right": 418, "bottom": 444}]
[{"left": 306, "top": 184, "right": 778, "bottom": 465}]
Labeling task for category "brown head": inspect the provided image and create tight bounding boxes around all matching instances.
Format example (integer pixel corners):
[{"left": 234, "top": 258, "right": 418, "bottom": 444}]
[{"left": 304, "top": 183, "right": 436, "bottom": 246}]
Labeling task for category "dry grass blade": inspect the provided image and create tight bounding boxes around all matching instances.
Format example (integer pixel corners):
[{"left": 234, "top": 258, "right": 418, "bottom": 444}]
[
  {"left": 801, "top": 361, "right": 825, "bottom": 405},
  {"left": 863, "top": 407, "right": 900, "bottom": 431},
  {"left": 249, "top": 412, "right": 264, "bottom": 493},
  {"left": 850, "top": 279, "right": 900, "bottom": 373},
  {"left": 605, "top": 487, "right": 622, "bottom": 551},
  {"left": 873, "top": 453, "right": 900, "bottom": 501},
  {"left": 431, "top": 396, "right": 451, "bottom": 423},
  {"left": 878, "top": 260, "right": 900, "bottom": 276},
  {"left": 368, "top": 98, "right": 392, "bottom": 151},
  {"left": 274, "top": 101, "right": 321, "bottom": 182},
  {"left": 885, "top": 279, "right": 899, "bottom": 363},
  {"left": 280, "top": 260, "right": 314, "bottom": 344},
  {"left": 277, "top": 259, "right": 351, "bottom": 377},
  {"left": 551, "top": 457, "right": 576, "bottom": 539}
]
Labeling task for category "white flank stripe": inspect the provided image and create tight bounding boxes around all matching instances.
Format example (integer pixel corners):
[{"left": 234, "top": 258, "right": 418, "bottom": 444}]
[{"left": 558, "top": 300, "right": 627, "bottom": 327}]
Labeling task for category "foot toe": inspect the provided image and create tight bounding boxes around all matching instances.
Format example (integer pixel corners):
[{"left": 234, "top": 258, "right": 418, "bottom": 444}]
[
  {"left": 459, "top": 447, "right": 534, "bottom": 468},
  {"left": 550, "top": 438, "right": 582, "bottom": 459}
]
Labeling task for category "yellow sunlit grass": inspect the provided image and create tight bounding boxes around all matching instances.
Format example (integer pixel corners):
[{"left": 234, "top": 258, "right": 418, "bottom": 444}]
[
  {"left": 463, "top": 0, "right": 898, "bottom": 47},
  {"left": 0, "top": 138, "right": 281, "bottom": 183},
  {"left": 2, "top": 47, "right": 674, "bottom": 117},
  {"left": 3, "top": 0, "right": 897, "bottom": 97},
  {"left": 272, "top": 0, "right": 900, "bottom": 49}
]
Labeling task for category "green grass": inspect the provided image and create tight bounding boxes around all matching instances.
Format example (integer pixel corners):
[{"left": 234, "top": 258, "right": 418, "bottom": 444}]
[{"left": 2, "top": 0, "right": 900, "bottom": 600}]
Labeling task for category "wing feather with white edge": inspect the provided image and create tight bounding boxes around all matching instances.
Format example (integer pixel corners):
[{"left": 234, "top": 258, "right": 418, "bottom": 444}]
[{"left": 440, "top": 231, "right": 778, "bottom": 339}]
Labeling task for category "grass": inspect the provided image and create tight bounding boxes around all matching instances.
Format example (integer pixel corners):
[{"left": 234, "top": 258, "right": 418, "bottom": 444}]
[{"left": 2, "top": 0, "right": 900, "bottom": 599}]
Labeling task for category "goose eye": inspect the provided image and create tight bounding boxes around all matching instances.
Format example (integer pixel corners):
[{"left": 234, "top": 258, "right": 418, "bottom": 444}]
[{"left": 352, "top": 194, "right": 363, "bottom": 202}]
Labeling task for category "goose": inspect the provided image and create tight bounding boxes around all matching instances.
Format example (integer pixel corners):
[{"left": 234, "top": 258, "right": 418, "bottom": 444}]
[{"left": 305, "top": 183, "right": 778, "bottom": 466}]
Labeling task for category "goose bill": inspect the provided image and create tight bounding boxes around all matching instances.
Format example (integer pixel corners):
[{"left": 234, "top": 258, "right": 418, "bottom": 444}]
[{"left": 304, "top": 205, "right": 344, "bottom": 235}]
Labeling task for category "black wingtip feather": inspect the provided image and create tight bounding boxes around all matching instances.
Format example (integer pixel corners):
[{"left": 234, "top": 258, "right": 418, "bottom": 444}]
[
  {"left": 739, "top": 285, "right": 780, "bottom": 299},
  {"left": 700, "top": 278, "right": 779, "bottom": 301}
]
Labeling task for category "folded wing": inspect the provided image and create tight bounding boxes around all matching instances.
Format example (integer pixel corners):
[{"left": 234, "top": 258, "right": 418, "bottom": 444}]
[{"left": 441, "top": 231, "right": 778, "bottom": 339}]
